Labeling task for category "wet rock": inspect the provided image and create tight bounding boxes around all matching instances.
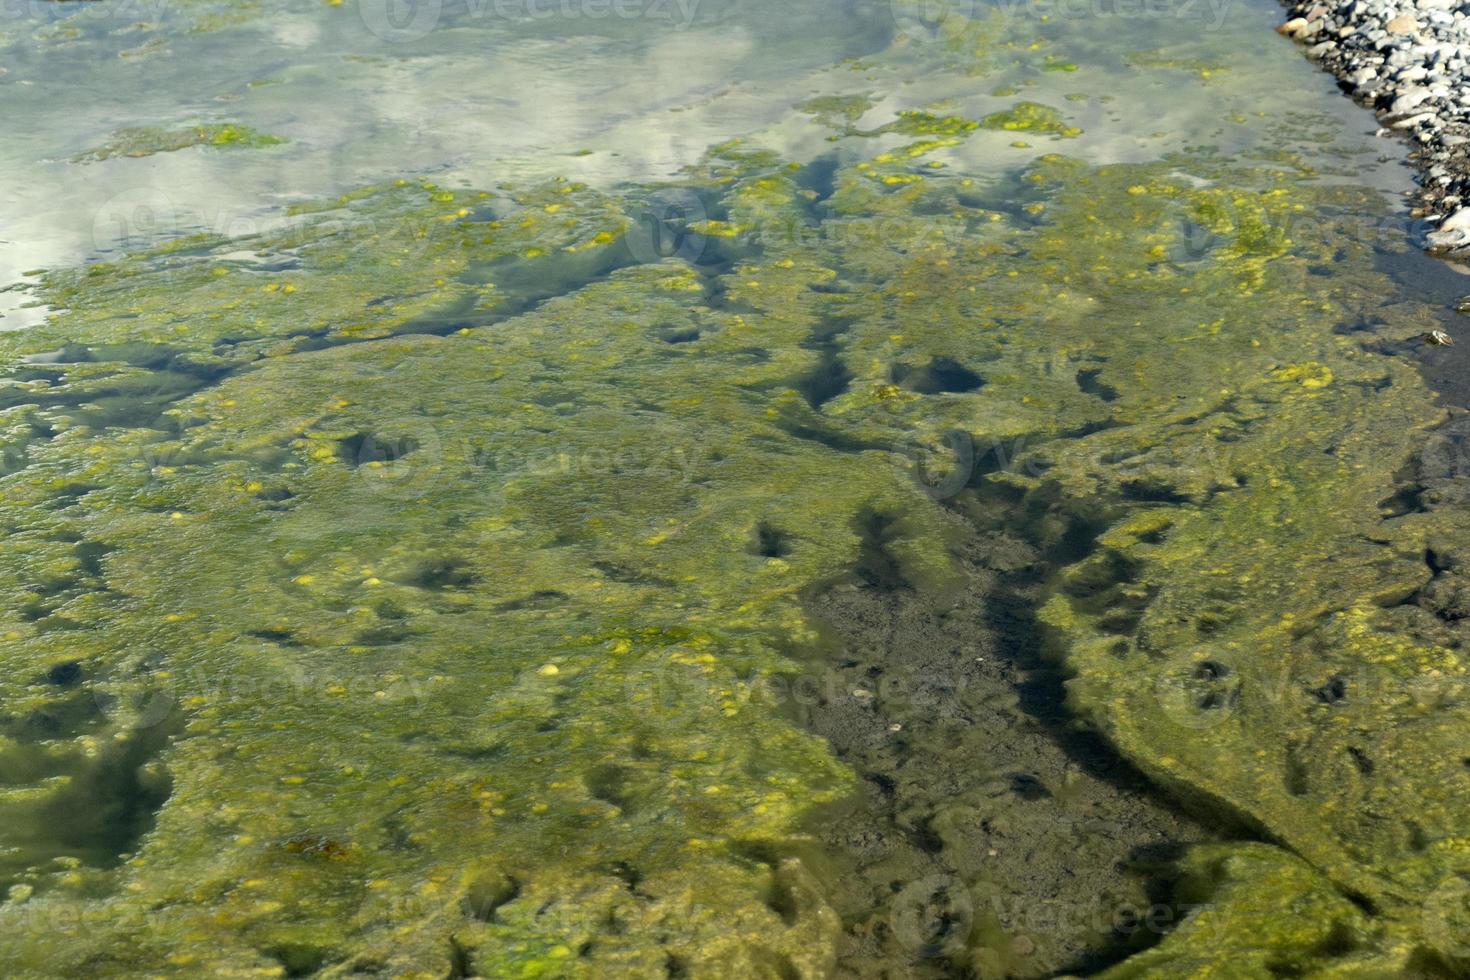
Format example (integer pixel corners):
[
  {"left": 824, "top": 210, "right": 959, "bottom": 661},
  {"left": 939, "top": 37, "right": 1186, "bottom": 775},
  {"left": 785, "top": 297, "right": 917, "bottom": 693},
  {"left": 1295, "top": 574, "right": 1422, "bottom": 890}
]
[
  {"left": 1389, "top": 110, "right": 1434, "bottom": 128},
  {"left": 1429, "top": 204, "right": 1470, "bottom": 246}
]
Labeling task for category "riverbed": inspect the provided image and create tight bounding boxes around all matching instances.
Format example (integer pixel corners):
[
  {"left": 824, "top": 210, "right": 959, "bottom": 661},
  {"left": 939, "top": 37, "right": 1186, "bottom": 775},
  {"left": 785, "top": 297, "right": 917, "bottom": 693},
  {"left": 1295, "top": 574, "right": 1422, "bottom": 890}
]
[{"left": 1, "top": 0, "right": 1468, "bottom": 976}]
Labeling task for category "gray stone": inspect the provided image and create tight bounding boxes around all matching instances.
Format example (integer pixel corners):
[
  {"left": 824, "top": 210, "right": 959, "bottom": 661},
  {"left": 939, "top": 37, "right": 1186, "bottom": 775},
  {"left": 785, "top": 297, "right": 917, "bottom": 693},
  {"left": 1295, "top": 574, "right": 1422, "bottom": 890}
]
[{"left": 1391, "top": 85, "right": 1434, "bottom": 112}]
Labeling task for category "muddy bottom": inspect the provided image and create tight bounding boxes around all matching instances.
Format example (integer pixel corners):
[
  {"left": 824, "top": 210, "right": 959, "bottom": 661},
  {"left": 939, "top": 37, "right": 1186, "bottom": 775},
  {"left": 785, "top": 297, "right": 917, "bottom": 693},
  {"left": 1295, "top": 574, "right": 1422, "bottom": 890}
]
[
  {"left": 1373, "top": 238, "right": 1470, "bottom": 405},
  {"left": 794, "top": 508, "right": 1214, "bottom": 979}
]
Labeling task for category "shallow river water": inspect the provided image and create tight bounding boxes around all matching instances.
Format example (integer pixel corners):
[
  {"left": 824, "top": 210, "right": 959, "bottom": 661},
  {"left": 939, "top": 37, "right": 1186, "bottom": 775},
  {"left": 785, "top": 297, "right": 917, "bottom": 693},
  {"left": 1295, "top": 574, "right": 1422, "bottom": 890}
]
[{"left": 3, "top": 0, "right": 1470, "bottom": 977}]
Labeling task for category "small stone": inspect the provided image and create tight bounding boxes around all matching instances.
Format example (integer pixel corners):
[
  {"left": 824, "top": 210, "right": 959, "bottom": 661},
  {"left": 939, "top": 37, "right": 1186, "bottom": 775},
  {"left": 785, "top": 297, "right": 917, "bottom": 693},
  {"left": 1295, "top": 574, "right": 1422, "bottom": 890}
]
[
  {"left": 1422, "top": 329, "right": 1455, "bottom": 345},
  {"left": 1279, "top": 17, "right": 1310, "bottom": 36},
  {"left": 1385, "top": 13, "right": 1418, "bottom": 33},
  {"left": 1439, "top": 206, "right": 1470, "bottom": 233},
  {"left": 1429, "top": 226, "right": 1470, "bottom": 248},
  {"left": 1389, "top": 111, "right": 1434, "bottom": 129},
  {"left": 1390, "top": 86, "right": 1432, "bottom": 114}
]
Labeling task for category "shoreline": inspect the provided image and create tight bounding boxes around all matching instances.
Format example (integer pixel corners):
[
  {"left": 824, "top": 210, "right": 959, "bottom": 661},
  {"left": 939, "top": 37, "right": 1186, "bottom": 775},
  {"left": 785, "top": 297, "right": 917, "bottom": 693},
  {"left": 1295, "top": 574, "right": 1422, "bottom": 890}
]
[{"left": 1276, "top": 0, "right": 1470, "bottom": 249}]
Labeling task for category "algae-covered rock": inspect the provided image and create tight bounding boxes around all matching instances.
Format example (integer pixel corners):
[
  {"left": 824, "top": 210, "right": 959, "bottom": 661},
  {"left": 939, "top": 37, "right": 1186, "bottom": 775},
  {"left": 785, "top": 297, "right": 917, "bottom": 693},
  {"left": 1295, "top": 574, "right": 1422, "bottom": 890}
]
[
  {"left": 1006, "top": 163, "right": 1470, "bottom": 974},
  {"left": 980, "top": 102, "right": 1083, "bottom": 138},
  {"left": 71, "top": 124, "right": 287, "bottom": 163},
  {"left": 1087, "top": 843, "right": 1387, "bottom": 978}
]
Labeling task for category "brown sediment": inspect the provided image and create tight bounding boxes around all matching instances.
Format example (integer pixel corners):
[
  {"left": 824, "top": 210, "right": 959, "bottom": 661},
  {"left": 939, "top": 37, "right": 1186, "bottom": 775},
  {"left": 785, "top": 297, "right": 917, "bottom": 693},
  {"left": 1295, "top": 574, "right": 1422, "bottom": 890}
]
[{"left": 796, "top": 506, "right": 1214, "bottom": 979}]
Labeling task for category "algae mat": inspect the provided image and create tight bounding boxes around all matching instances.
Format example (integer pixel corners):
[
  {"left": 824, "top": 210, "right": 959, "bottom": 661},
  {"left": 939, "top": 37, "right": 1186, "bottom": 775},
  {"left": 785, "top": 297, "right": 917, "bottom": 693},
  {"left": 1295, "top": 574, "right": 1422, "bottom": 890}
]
[{"left": 1, "top": 6, "right": 1469, "bottom": 980}]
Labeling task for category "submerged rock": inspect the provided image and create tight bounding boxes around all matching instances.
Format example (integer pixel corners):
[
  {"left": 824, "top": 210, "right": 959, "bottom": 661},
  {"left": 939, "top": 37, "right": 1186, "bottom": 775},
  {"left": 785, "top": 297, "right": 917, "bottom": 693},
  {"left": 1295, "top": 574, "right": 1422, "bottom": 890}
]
[{"left": 70, "top": 124, "right": 287, "bottom": 163}]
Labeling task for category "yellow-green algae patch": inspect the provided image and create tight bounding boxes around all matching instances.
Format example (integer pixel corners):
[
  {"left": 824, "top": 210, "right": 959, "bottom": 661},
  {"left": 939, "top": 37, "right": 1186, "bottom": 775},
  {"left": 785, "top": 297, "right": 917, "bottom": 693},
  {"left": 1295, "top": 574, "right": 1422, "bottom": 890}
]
[
  {"left": 71, "top": 124, "right": 287, "bottom": 163},
  {"left": 980, "top": 102, "right": 1082, "bottom": 138},
  {"left": 0, "top": 153, "right": 958, "bottom": 977},
  {"left": 0, "top": 125, "right": 1467, "bottom": 978},
  {"left": 1001, "top": 161, "right": 1470, "bottom": 976},
  {"left": 797, "top": 94, "right": 876, "bottom": 134}
]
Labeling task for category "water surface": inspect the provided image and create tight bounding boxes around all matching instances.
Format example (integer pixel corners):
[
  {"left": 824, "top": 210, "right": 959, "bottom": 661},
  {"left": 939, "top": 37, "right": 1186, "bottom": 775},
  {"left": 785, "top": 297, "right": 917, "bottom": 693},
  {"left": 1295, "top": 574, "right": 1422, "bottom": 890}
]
[{"left": 2, "top": 0, "right": 1469, "bottom": 977}]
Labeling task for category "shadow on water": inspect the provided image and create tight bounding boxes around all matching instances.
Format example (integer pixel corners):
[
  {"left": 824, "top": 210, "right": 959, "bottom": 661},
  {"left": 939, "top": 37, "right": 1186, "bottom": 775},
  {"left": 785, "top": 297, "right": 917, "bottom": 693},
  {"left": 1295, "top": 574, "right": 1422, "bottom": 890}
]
[{"left": 1373, "top": 240, "right": 1470, "bottom": 406}]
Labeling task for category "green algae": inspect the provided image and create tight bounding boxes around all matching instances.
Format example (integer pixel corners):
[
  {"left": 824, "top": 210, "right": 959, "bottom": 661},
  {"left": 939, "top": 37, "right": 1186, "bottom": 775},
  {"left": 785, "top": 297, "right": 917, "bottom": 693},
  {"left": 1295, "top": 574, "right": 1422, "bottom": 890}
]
[
  {"left": 797, "top": 94, "right": 875, "bottom": 132},
  {"left": 71, "top": 124, "right": 287, "bottom": 163},
  {"left": 879, "top": 109, "right": 980, "bottom": 138},
  {"left": 28, "top": 0, "right": 272, "bottom": 57},
  {"left": 1041, "top": 57, "right": 1079, "bottom": 73},
  {"left": 1125, "top": 50, "right": 1230, "bottom": 81},
  {"left": 1089, "top": 844, "right": 1380, "bottom": 978},
  {"left": 981, "top": 102, "right": 1083, "bottom": 138},
  {"left": 998, "top": 163, "right": 1470, "bottom": 975},
  {"left": 2, "top": 45, "right": 1470, "bottom": 980},
  {"left": 0, "top": 143, "right": 962, "bottom": 978}
]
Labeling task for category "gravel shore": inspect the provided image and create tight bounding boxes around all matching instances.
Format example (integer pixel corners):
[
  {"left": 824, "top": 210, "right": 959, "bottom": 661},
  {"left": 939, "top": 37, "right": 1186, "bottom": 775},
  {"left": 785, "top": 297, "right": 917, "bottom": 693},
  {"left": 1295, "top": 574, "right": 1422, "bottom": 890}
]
[{"left": 1277, "top": 0, "right": 1470, "bottom": 248}]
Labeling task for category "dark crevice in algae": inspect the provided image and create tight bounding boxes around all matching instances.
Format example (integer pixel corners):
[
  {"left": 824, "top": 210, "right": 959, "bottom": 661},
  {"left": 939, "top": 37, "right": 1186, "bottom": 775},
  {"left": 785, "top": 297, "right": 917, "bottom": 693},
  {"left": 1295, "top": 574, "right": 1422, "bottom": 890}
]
[{"left": 790, "top": 493, "right": 1225, "bottom": 978}]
